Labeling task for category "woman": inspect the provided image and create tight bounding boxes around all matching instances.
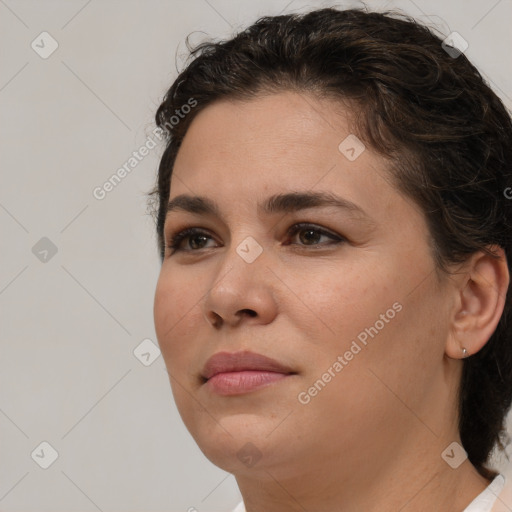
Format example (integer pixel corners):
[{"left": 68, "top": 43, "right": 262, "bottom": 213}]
[{"left": 150, "top": 7, "right": 512, "bottom": 511}]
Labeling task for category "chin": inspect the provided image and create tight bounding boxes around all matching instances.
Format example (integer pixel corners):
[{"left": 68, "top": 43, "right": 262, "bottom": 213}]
[{"left": 187, "top": 414, "right": 281, "bottom": 471}]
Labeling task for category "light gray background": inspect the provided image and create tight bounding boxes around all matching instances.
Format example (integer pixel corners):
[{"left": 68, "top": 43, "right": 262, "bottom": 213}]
[{"left": 1, "top": 0, "right": 512, "bottom": 510}]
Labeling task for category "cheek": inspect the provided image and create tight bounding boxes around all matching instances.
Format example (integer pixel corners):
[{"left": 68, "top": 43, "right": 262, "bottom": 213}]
[
  {"left": 153, "top": 270, "right": 203, "bottom": 366},
  {"left": 296, "top": 261, "right": 426, "bottom": 394},
  {"left": 293, "top": 263, "right": 388, "bottom": 342}
]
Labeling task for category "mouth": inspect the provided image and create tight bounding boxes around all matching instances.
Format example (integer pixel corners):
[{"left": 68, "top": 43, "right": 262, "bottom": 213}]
[{"left": 201, "top": 350, "right": 297, "bottom": 396}]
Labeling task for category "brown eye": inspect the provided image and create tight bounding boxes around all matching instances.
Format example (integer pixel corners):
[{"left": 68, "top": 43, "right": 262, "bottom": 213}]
[
  {"left": 286, "top": 223, "right": 345, "bottom": 247},
  {"left": 166, "top": 228, "right": 217, "bottom": 254}
]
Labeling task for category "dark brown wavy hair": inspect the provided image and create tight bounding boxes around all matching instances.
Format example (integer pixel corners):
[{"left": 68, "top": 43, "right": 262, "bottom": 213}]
[{"left": 148, "top": 6, "right": 512, "bottom": 480}]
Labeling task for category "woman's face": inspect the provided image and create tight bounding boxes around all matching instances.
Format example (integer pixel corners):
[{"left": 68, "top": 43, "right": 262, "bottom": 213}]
[{"left": 153, "top": 91, "right": 457, "bottom": 480}]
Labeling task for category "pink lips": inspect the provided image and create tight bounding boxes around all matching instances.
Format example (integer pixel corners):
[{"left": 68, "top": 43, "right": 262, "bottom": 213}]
[{"left": 201, "top": 350, "right": 296, "bottom": 396}]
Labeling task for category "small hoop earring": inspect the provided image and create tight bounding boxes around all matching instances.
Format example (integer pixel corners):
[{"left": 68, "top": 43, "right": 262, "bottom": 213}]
[{"left": 461, "top": 347, "right": 468, "bottom": 358}]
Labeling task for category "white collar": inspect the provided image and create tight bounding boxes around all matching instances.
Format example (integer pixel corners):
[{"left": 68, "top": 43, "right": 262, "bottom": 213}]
[{"left": 463, "top": 474, "right": 505, "bottom": 512}]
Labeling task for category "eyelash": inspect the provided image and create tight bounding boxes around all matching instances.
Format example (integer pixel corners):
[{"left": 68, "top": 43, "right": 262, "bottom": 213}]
[{"left": 165, "top": 222, "right": 345, "bottom": 255}]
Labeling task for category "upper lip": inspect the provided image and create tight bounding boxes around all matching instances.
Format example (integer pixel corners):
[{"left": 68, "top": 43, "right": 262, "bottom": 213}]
[{"left": 201, "top": 350, "right": 296, "bottom": 380}]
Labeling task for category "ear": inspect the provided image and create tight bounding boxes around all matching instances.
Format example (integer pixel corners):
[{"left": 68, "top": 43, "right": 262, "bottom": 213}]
[{"left": 445, "top": 245, "right": 509, "bottom": 359}]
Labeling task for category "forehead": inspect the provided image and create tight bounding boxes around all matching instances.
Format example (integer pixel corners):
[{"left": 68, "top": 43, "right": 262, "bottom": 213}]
[
  {"left": 178, "top": 91, "right": 359, "bottom": 159},
  {"left": 175, "top": 93, "right": 369, "bottom": 176},
  {"left": 168, "top": 91, "right": 410, "bottom": 225}
]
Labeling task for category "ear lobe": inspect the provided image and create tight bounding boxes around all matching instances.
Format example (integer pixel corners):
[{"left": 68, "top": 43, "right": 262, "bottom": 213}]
[{"left": 445, "top": 246, "right": 509, "bottom": 359}]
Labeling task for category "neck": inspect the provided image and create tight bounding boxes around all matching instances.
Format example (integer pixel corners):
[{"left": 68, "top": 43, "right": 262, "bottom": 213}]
[{"left": 234, "top": 434, "right": 491, "bottom": 512}]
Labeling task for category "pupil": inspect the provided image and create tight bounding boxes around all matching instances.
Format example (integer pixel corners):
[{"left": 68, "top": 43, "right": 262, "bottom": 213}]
[
  {"left": 191, "top": 235, "right": 207, "bottom": 249},
  {"left": 301, "top": 229, "right": 319, "bottom": 244}
]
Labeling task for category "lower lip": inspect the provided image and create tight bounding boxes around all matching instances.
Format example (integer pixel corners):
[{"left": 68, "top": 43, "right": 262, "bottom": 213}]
[{"left": 205, "top": 371, "right": 292, "bottom": 395}]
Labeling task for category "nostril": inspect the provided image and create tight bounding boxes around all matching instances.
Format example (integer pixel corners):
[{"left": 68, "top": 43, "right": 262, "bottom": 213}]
[{"left": 205, "top": 312, "right": 222, "bottom": 328}]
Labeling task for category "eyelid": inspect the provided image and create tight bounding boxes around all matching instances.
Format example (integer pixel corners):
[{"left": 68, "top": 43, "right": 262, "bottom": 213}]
[
  {"left": 286, "top": 222, "right": 343, "bottom": 244},
  {"left": 164, "top": 222, "right": 345, "bottom": 256},
  {"left": 165, "top": 226, "right": 218, "bottom": 252}
]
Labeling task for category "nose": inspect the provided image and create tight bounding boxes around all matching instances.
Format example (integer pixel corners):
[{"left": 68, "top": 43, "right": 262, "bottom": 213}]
[{"left": 202, "top": 241, "right": 278, "bottom": 329}]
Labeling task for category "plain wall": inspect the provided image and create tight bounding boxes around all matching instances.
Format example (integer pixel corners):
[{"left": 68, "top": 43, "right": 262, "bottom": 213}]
[{"left": 1, "top": 0, "right": 511, "bottom": 510}]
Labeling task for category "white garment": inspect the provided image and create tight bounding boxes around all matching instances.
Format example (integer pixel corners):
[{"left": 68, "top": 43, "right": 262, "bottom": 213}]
[
  {"left": 466, "top": 474, "right": 505, "bottom": 512},
  {"left": 231, "top": 502, "right": 245, "bottom": 512},
  {"left": 230, "top": 474, "right": 506, "bottom": 512}
]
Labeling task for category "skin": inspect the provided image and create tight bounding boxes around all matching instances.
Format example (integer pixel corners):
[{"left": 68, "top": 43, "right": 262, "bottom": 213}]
[{"left": 153, "top": 91, "right": 509, "bottom": 511}]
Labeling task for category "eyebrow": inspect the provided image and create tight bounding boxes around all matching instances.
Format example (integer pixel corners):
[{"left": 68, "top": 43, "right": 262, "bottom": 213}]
[{"left": 165, "top": 191, "right": 375, "bottom": 224}]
